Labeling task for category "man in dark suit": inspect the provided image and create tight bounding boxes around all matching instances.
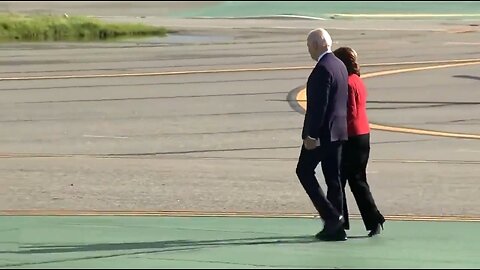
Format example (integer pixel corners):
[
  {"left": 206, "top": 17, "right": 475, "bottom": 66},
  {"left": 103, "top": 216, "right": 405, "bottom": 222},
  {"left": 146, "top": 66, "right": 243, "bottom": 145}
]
[{"left": 296, "top": 28, "right": 349, "bottom": 241}]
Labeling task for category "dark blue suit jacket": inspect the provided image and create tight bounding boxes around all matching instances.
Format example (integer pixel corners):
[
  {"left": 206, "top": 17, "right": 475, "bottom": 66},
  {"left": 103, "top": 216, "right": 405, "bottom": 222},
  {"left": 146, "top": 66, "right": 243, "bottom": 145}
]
[{"left": 302, "top": 52, "right": 349, "bottom": 143}]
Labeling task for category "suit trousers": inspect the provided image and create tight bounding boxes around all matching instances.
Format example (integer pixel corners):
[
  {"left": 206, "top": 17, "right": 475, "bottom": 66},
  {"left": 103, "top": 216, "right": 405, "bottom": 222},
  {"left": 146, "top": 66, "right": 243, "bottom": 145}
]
[
  {"left": 296, "top": 141, "right": 344, "bottom": 221},
  {"left": 341, "top": 133, "right": 381, "bottom": 230}
]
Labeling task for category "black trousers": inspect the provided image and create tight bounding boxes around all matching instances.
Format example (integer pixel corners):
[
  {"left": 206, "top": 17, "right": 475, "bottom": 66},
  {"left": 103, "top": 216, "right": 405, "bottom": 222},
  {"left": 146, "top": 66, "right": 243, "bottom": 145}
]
[
  {"left": 296, "top": 141, "right": 344, "bottom": 221},
  {"left": 341, "top": 133, "right": 381, "bottom": 230}
]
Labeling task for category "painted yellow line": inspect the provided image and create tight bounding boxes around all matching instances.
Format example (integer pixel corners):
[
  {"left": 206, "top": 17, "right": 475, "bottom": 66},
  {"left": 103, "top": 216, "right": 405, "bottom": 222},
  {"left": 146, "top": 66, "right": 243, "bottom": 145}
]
[
  {"left": 297, "top": 62, "right": 480, "bottom": 107},
  {"left": 2, "top": 59, "right": 480, "bottom": 81},
  {"left": 295, "top": 61, "right": 480, "bottom": 139},
  {"left": 1, "top": 210, "right": 479, "bottom": 222},
  {"left": 0, "top": 67, "right": 310, "bottom": 81},
  {"left": 361, "top": 61, "right": 480, "bottom": 79},
  {"left": 370, "top": 124, "right": 480, "bottom": 139},
  {"left": 359, "top": 58, "right": 480, "bottom": 67}
]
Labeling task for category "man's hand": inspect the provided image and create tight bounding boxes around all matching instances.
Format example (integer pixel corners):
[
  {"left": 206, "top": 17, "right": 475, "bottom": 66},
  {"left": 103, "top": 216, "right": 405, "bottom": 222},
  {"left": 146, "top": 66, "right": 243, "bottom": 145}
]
[{"left": 303, "top": 136, "right": 319, "bottom": 150}]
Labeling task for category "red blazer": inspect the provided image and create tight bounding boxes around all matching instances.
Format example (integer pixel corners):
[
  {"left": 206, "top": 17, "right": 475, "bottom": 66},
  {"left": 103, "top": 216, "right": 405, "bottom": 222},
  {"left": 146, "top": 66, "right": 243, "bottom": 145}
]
[{"left": 347, "top": 74, "right": 370, "bottom": 136}]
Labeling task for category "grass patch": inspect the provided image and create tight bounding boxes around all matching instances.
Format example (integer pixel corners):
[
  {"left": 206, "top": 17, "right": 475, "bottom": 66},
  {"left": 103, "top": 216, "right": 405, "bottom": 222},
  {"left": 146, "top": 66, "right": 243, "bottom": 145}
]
[{"left": 0, "top": 13, "right": 168, "bottom": 42}]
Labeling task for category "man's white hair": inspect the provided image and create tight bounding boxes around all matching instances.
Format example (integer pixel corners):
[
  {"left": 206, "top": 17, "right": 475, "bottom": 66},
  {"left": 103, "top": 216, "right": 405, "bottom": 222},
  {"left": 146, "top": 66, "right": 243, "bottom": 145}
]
[{"left": 307, "top": 28, "right": 332, "bottom": 49}]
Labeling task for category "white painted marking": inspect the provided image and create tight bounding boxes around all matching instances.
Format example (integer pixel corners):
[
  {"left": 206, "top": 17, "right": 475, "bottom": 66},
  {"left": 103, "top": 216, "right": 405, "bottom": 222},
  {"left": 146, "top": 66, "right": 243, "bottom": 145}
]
[
  {"left": 193, "top": 15, "right": 327, "bottom": 20},
  {"left": 445, "top": 42, "right": 480, "bottom": 45},
  {"left": 331, "top": 13, "right": 480, "bottom": 18},
  {"left": 270, "top": 26, "right": 445, "bottom": 32},
  {"left": 403, "top": 160, "right": 432, "bottom": 163},
  {"left": 457, "top": 149, "right": 480, "bottom": 153},
  {"left": 83, "top": 135, "right": 129, "bottom": 139}
]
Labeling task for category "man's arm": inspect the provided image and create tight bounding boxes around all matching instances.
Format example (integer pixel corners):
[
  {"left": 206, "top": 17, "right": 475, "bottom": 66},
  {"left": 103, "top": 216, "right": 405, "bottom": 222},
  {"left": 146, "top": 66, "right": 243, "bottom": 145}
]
[{"left": 306, "top": 66, "right": 332, "bottom": 139}]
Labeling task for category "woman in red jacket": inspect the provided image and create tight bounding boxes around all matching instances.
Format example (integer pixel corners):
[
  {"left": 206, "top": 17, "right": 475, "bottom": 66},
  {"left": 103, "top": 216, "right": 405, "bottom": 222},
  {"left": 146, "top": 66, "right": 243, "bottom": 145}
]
[{"left": 334, "top": 47, "right": 385, "bottom": 237}]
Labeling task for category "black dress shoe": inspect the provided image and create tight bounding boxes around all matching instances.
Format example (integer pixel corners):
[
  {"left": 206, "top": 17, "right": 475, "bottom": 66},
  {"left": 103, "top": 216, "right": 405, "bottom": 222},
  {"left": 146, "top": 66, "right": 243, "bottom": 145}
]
[
  {"left": 323, "top": 215, "right": 345, "bottom": 234},
  {"left": 368, "top": 215, "right": 385, "bottom": 237},
  {"left": 316, "top": 229, "right": 347, "bottom": 241},
  {"left": 315, "top": 215, "right": 346, "bottom": 241},
  {"left": 314, "top": 229, "right": 327, "bottom": 239}
]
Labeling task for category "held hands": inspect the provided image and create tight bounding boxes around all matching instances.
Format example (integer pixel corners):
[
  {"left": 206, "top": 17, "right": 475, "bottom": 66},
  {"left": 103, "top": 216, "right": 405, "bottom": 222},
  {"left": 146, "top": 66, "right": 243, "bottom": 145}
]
[{"left": 303, "top": 136, "right": 320, "bottom": 150}]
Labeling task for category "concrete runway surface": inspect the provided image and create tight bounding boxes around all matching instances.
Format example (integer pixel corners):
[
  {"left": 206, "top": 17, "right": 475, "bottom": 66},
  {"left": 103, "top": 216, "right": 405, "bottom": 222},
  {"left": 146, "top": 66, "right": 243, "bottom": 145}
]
[{"left": 0, "top": 2, "right": 479, "bottom": 218}]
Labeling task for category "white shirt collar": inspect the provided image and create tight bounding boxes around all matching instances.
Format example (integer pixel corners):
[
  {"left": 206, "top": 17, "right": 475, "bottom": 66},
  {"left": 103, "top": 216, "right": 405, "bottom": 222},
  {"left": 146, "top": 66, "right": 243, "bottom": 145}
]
[{"left": 317, "top": 49, "right": 332, "bottom": 62}]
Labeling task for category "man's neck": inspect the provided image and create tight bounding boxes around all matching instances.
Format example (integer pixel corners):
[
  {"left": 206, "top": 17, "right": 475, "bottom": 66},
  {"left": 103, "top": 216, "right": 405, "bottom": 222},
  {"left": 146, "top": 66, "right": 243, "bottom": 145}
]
[{"left": 317, "top": 49, "right": 332, "bottom": 62}]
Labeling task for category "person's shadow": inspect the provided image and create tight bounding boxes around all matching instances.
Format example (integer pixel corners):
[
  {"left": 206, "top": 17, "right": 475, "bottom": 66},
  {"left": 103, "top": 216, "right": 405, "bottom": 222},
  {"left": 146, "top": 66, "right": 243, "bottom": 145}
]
[
  {"left": 5, "top": 234, "right": 370, "bottom": 255},
  {"left": 0, "top": 234, "right": 369, "bottom": 268}
]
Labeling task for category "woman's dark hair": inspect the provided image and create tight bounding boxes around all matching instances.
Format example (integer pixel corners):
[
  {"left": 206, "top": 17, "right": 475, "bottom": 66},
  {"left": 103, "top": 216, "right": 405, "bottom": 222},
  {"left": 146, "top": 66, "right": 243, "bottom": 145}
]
[{"left": 333, "top": 47, "right": 360, "bottom": 76}]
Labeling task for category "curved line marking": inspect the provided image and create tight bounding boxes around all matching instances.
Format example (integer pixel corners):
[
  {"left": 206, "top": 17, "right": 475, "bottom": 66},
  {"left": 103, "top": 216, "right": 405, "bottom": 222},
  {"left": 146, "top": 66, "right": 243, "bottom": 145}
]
[{"left": 295, "top": 61, "right": 480, "bottom": 139}]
